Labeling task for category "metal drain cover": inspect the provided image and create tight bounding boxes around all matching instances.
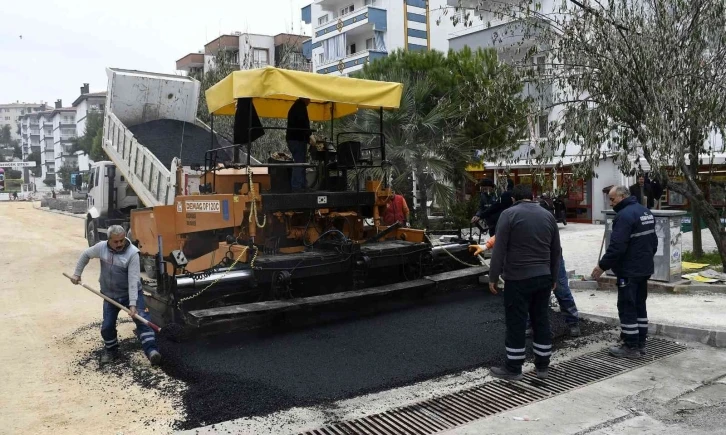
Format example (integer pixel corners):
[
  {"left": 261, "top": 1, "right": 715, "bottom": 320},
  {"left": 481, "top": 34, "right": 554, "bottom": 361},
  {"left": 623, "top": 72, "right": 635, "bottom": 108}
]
[{"left": 300, "top": 338, "right": 686, "bottom": 435}]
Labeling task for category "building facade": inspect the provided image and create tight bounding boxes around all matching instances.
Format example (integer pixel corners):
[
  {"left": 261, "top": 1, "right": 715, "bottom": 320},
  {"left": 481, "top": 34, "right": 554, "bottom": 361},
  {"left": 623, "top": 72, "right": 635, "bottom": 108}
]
[
  {"left": 301, "top": 0, "right": 454, "bottom": 76},
  {"left": 72, "top": 83, "right": 106, "bottom": 138},
  {"left": 0, "top": 102, "right": 50, "bottom": 143},
  {"left": 445, "top": 0, "right": 624, "bottom": 223},
  {"left": 52, "top": 105, "right": 78, "bottom": 187},
  {"left": 176, "top": 32, "right": 312, "bottom": 75}
]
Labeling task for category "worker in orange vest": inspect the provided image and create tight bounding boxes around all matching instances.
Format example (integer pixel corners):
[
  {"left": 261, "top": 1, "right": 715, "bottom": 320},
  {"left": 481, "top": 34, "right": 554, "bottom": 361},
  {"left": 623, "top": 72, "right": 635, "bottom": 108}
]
[{"left": 382, "top": 190, "right": 410, "bottom": 226}]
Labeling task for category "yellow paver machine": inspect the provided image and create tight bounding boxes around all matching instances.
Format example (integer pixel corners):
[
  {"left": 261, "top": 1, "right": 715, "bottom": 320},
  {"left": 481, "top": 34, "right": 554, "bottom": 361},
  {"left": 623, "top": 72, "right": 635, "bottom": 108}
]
[{"left": 130, "top": 67, "right": 486, "bottom": 334}]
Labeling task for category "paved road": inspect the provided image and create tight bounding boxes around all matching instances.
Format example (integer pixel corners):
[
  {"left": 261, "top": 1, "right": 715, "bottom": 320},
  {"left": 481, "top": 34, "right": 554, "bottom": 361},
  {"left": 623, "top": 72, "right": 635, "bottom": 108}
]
[{"left": 153, "top": 288, "right": 607, "bottom": 430}]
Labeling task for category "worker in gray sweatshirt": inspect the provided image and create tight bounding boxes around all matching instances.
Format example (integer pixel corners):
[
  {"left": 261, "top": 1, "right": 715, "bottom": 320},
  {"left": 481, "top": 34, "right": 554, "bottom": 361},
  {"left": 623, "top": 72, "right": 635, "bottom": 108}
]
[
  {"left": 487, "top": 184, "right": 561, "bottom": 381},
  {"left": 70, "top": 225, "right": 161, "bottom": 365}
]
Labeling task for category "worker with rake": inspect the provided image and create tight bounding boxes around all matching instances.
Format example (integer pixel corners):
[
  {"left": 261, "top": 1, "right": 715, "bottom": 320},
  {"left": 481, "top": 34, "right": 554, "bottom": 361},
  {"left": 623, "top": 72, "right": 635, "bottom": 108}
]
[{"left": 70, "top": 225, "right": 162, "bottom": 366}]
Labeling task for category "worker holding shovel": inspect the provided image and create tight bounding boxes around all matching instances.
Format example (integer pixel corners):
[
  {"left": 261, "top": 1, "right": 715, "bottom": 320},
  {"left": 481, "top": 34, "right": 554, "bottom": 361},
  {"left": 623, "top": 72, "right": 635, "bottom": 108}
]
[{"left": 69, "top": 225, "right": 162, "bottom": 366}]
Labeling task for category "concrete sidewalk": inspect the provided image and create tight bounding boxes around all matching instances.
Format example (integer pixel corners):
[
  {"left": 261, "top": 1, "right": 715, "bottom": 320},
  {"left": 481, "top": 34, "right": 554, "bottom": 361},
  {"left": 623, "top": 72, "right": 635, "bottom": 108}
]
[
  {"left": 443, "top": 343, "right": 726, "bottom": 435},
  {"left": 570, "top": 288, "right": 726, "bottom": 347}
]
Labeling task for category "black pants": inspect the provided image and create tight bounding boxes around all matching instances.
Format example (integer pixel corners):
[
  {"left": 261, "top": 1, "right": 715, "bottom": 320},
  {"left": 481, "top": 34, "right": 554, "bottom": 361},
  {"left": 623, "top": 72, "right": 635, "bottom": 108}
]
[
  {"left": 504, "top": 275, "right": 553, "bottom": 373},
  {"left": 617, "top": 276, "right": 649, "bottom": 348}
]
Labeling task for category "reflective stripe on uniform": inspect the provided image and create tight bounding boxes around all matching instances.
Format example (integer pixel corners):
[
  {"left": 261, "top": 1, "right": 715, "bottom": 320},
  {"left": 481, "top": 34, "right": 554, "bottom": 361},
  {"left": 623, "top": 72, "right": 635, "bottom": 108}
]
[
  {"left": 533, "top": 342, "right": 552, "bottom": 350},
  {"left": 533, "top": 349, "right": 552, "bottom": 357},
  {"left": 630, "top": 229, "right": 655, "bottom": 238},
  {"left": 141, "top": 337, "right": 155, "bottom": 344},
  {"left": 140, "top": 332, "right": 155, "bottom": 339}
]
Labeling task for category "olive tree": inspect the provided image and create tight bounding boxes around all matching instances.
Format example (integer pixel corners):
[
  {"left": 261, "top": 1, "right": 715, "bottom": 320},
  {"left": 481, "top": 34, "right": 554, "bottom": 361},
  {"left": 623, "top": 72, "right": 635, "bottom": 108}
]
[{"left": 442, "top": 0, "right": 726, "bottom": 265}]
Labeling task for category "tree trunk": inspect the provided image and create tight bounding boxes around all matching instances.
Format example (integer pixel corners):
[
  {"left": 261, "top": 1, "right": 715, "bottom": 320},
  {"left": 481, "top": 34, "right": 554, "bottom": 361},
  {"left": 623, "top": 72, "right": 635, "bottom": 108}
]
[
  {"left": 691, "top": 203, "right": 703, "bottom": 259},
  {"left": 695, "top": 196, "right": 726, "bottom": 269}
]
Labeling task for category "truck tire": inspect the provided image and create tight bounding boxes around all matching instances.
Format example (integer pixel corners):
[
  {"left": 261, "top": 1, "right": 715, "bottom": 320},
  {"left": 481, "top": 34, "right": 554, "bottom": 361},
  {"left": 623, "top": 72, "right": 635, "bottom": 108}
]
[{"left": 87, "top": 220, "right": 98, "bottom": 247}]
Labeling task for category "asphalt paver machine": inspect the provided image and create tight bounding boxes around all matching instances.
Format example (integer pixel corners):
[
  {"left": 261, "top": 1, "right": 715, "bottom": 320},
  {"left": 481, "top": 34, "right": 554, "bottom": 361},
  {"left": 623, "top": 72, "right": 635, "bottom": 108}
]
[{"left": 130, "top": 67, "right": 487, "bottom": 334}]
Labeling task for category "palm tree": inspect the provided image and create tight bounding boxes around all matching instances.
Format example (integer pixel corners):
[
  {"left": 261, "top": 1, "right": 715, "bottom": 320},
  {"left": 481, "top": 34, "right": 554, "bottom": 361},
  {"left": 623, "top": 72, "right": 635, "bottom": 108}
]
[{"left": 339, "top": 70, "right": 476, "bottom": 226}]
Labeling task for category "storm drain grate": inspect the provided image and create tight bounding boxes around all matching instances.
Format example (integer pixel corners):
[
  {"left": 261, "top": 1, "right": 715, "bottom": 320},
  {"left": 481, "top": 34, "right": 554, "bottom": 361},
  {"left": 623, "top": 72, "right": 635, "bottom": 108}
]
[{"left": 300, "top": 338, "right": 687, "bottom": 435}]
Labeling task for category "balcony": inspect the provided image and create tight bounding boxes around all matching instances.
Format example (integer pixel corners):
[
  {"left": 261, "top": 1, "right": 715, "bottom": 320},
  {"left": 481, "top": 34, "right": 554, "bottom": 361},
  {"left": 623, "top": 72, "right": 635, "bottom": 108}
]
[
  {"left": 176, "top": 53, "right": 205, "bottom": 71},
  {"left": 449, "top": 17, "right": 548, "bottom": 51},
  {"left": 317, "top": 49, "right": 387, "bottom": 75},
  {"left": 314, "top": 7, "right": 387, "bottom": 43},
  {"left": 30, "top": 130, "right": 40, "bottom": 136},
  {"left": 204, "top": 35, "right": 240, "bottom": 56}
]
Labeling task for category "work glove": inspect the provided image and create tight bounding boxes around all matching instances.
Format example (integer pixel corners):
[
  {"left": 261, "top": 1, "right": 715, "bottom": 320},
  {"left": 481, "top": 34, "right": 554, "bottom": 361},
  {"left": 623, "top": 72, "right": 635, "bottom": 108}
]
[{"left": 468, "top": 244, "right": 487, "bottom": 257}]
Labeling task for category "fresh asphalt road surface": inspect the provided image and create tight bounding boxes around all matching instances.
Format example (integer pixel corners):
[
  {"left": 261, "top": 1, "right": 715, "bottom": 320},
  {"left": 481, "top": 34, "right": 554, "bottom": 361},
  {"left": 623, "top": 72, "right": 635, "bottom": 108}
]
[{"left": 154, "top": 288, "right": 585, "bottom": 429}]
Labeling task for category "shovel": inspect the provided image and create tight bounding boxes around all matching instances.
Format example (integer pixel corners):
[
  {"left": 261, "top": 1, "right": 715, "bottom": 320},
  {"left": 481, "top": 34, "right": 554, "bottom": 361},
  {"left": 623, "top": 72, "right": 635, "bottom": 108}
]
[{"left": 62, "top": 272, "right": 161, "bottom": 333}]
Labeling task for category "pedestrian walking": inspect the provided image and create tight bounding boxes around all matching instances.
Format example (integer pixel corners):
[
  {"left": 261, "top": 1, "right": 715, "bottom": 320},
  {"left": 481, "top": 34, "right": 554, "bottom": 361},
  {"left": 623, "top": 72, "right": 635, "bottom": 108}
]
[
  {"left": 70, "top": 225, "right": 162, "bottom": 365},
  {"left": 629, "top": 174, "right": 654, "bottom": 209},
  {"left": 592, "top": 186, "right": 658, "bottom": 358},
  {"left": 487, "top": 184, "right": 561, "bottom": 380}
]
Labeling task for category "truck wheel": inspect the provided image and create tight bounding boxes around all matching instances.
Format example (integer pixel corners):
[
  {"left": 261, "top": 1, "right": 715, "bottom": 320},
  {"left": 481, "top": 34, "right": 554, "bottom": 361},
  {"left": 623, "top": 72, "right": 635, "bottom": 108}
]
[{"left": 87, "top": 221, "right": 98, "bottom": 247}]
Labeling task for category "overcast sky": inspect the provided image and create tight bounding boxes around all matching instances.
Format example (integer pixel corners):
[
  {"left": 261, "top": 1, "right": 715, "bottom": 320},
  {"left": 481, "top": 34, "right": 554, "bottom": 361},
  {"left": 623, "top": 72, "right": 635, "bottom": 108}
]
[{"left": 0, "top": 0, "right": 310, "bottom": 107}]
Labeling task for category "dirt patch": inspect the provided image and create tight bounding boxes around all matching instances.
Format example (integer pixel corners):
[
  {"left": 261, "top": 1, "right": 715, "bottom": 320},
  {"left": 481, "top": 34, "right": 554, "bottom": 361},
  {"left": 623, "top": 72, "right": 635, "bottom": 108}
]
[{"left": 0, "top": 202, "right": 182, "bottom": 435}]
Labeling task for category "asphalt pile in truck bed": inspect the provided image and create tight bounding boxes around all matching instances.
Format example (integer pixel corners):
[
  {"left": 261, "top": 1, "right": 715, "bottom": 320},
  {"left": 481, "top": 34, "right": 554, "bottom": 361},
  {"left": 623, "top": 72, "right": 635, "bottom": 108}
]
[{"left": 128, "top": 119, "right": 232, "bottom": 167}]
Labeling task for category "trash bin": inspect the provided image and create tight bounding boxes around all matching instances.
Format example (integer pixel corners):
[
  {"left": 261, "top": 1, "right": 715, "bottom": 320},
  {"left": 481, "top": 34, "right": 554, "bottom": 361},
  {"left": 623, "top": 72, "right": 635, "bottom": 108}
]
[{"left": 602, "top": 209, "right": 687, "bottom": 282}]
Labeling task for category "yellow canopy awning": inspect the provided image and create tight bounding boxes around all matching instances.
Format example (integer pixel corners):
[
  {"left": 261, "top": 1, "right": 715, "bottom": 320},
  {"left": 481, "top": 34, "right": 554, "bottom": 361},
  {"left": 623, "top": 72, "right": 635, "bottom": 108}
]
[{"left": 205, "top": 67, "right": 404, "bottom": 120}]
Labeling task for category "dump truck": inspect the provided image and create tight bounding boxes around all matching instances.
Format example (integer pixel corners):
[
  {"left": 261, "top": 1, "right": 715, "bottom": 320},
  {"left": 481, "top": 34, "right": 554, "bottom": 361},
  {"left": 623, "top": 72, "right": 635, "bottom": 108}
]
[
  {"left": 89, "top": 66, "right": 486, "bottom": 336},
  {"left": 85, "top": 68, "right": 249, "bottom": 245}
]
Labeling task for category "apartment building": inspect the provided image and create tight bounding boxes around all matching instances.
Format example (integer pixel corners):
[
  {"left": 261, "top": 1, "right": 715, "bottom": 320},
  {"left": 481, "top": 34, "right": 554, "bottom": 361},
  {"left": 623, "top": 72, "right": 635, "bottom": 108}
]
[
  {"left": 176, "top": 32, "right": 312, "bottom": 75},
  {"left": 445, "top": 0, "right": 628, "bottom": 223},
  {"left": 47, "top": 101, "right": 78, "bottom": 188},
  {"left": 18, "top": 108, "right": 55, "bottom": 180},
  {"left": 300, "top": 0, "right": 455, "bottom": 76},
  {"left": 72, "top": 83, "right": 106, "bottom": 137},
  {"left": 0, "top": 102, "right": 50, "bottom": 143}
]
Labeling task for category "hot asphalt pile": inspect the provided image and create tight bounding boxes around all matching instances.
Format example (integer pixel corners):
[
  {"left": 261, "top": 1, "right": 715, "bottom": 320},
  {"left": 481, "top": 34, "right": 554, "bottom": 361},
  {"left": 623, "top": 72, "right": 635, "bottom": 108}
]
[{"left": 128, "top": 119, "right": 231, "bottom": 167}]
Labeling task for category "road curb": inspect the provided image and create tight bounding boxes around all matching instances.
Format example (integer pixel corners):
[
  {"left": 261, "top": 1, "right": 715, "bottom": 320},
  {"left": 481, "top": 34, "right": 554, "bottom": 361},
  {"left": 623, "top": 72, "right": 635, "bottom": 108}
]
[
  {"left": 580, "top": 312, "right": 726, "bottom": 348},
  {"left": 570, "top": 278, "right": 726, "bottom": 294},
  {"left": 32, "top": 205, "right": 85, "bottom": 220}
]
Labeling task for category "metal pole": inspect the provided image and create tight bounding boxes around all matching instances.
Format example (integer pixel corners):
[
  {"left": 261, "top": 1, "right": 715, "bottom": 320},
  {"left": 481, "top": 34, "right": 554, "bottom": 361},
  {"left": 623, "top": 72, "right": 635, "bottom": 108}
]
[
  {"left": 210, "top": 114, "right": 216, "bottom": 192},
  {"left": 379, "top": 107, "right": 385, "bottom": 162},
  {"left": 247, "top": 99, "right": 252, "bottom": 167}
]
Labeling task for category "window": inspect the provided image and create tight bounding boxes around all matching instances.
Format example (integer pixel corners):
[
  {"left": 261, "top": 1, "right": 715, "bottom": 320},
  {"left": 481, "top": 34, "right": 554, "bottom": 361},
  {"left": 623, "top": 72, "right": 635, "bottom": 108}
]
[
  {"left": 536, "top": 56, "right": 546, "bottom": 73},
  {"left": 318, "top": 53, "right": 324, "bottom": 64},
  {"left": 348, "top": 43, "right": 357, "bottom": 55},
  {"left": 538, "top": 114, "right": 548, "bottom": 138},
  {"left": 4, "top": 117, "right": 9, "bottom": 121},
  {"left": 318, "top": 14, "right": 329, "bottom": 26},
  {"left": 364, "top": 0, "right": 376, "bottom": 5},
  {"left": 227, "top": 50, "right": 240, "bottom": 64},
  {"left": 340, "top": 4, "right": 354, "bottom": 16},
  {"left": 253, "top": 48, "right": 269, "bottom": 67},
  {"left": 365, "top": 38, "right": 374, "bottom": 50}
]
